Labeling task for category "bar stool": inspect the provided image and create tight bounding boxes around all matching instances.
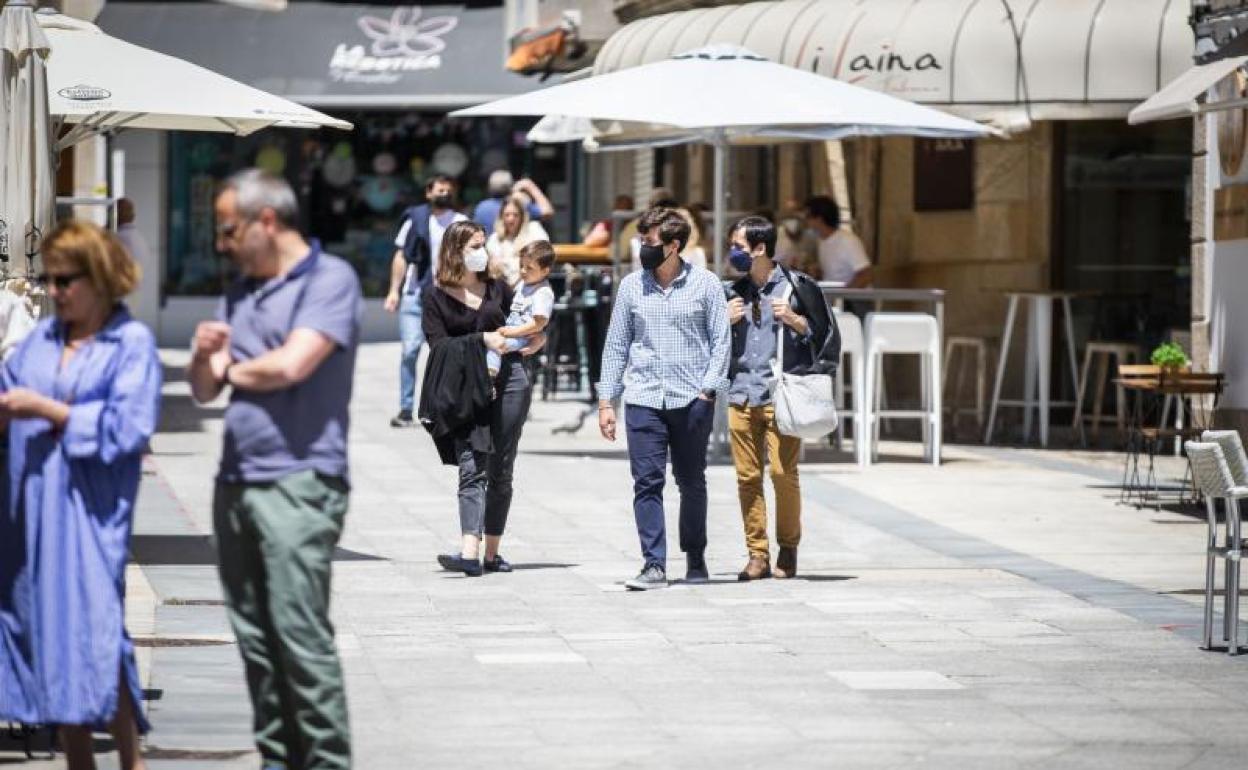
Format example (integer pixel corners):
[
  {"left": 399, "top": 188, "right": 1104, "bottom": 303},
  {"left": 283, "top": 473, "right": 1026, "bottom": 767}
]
[
  {"left": 833, "top": 309, "right": 867, "bottom": 466},
  {"left": 541, "top": 300, "right": 591, "bottom": 399},
  {"left": 1186, "top": 440, "right": 1248, "bottom": 655},
  {"left": 984, "top": 290, "right": 1081, "bottom": 447},
  {"left": 864, "top": 313, "right": 942, "bottom": 466},
  {"left": 1072, "top": 342, "right": 1139, "bottom": 444},
  {"left": 942, "top": 335, "right": 995, "bottom": 436}
]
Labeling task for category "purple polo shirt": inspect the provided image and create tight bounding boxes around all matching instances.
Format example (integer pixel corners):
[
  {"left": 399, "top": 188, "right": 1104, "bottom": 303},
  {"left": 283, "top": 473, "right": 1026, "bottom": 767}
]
[{"left": 216, "top": 241, "right": 362, "bottom": 484}]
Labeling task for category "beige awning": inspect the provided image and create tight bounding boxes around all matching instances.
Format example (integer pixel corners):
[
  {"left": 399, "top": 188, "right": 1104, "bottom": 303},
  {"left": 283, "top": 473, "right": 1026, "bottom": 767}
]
[
  {"left": 1128, "top": 57, "right": 1248, "bottom": 124},
  {"left": 594, "top": 0, "right": 1193, "bottom": 124}
]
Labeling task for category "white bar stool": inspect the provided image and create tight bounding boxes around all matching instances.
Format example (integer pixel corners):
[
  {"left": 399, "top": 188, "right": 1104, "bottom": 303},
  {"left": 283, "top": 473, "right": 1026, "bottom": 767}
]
[
  {"left": 864, "top": 312, "right": 942, "bottom": 466},
  {"left": 833, "top": 309, "right": 868, "bottom": 466}
]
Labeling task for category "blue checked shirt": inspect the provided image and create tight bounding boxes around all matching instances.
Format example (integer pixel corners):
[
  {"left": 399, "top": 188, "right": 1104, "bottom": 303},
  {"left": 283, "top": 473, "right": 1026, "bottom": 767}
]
[{"left": 597, "top": 262, "right": 731, "bottom": 409}]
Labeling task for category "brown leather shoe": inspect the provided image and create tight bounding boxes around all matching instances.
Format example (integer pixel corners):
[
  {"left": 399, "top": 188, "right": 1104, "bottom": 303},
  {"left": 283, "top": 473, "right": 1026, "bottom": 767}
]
[
  {"left": 774, "top": 547, "right": 798, "bottom": 579},
  {"left": 737, "top": 555, "right": 771, "bottom": 581}
]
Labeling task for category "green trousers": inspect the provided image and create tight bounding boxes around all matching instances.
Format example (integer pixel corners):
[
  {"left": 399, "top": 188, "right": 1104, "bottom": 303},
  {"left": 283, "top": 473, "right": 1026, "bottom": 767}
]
[{"left": 213, "top": 470, "right": 351, "bottom": 770}]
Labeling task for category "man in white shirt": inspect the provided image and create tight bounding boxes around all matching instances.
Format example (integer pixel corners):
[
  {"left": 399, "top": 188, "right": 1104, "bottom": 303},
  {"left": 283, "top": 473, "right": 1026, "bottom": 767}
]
[
  {"left": 384, "top": 175, "right": 467, "bottom": 427},
  {"left": 805, "top": 195, "right": 872, "bottom": 288},
  {"left": 774, "top": 200, "right": 820, "bottom": 275}
]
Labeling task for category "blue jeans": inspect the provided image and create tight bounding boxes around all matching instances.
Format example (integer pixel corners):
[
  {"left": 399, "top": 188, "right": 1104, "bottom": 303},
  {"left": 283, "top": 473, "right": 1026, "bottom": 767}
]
[
  {"left": 625, "top": 399, "right": 715, "bottom": 569},
  {"left": 486, "top": 336, "right": 528, "bottom": 373},
  {"left": 398, "top": 292, "right": 424, "bottom": 412}
]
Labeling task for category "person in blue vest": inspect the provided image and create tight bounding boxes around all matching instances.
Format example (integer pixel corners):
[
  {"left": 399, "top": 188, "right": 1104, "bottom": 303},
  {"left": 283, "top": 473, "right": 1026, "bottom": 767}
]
[{"left": 384, "top": 174, "right": 466, "bottom": 428}]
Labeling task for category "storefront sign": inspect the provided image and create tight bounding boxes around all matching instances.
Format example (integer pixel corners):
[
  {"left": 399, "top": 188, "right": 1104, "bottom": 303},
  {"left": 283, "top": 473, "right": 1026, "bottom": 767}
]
[
  {"left": 99, "top": 3, "right": 534, "bottom": 109},
  {"left": 913, "top": 138, "right": 974, "bottom": 212},
  {"left": 1212, "top": 73, "right": 1248, "bottom": 241},
  {"left": 836, "top": 43, "right": 944, "bottom": 98},
  {"left": 847, "top": 48, "right": 941, "bottom": 78},
  {"left": 329, "top": 7, "right": 459, "bottom": 84}
]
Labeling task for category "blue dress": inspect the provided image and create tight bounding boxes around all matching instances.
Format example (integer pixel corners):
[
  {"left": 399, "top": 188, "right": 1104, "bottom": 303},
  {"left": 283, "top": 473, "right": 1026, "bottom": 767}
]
[{"left": 0, "top": 306, "right": 161, "bottom": 730}]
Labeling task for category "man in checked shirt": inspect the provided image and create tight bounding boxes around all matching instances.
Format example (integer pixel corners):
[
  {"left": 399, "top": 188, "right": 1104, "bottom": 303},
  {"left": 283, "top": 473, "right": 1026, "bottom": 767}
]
[{"left": 598, "top": 207, "right": 731, "bottom": 590}]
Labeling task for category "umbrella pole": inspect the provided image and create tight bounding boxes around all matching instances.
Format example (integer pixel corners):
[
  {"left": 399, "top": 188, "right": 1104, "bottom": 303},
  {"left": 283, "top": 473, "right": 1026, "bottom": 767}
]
[{"left": 712, "top": 138, "right": 726, "bottom": 276}]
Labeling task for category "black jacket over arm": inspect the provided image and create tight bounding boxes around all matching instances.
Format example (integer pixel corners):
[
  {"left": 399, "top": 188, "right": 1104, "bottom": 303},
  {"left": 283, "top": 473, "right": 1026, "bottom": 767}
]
[
  {"left": 418, "top": 335, "right": 493, "bottom": 465},
  {"left": 725, "top": 266, "right": 840, "bottom": 380},
  {"left": 417, "top": 280, "right": 514, "bottom": 465}
]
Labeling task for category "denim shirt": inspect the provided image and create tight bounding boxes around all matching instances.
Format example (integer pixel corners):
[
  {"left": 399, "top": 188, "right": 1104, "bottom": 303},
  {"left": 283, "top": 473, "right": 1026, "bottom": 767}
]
[{"left": 728, "top": 267, "right": 786, "bottom": 407}]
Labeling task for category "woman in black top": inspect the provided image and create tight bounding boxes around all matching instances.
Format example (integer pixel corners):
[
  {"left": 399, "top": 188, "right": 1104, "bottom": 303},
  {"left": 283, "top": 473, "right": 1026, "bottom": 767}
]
[{"left": 423, "top": 221, "right": 541, "bottom": 576}]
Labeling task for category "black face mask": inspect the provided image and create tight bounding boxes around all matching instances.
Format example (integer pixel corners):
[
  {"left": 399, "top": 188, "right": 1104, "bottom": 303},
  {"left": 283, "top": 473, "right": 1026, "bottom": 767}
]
[
  {"left": 431, "top": 194, "right": 453, "bottom": 209},
  {"left": 639, "top": 243, "right": 667, "bottom": 271}
]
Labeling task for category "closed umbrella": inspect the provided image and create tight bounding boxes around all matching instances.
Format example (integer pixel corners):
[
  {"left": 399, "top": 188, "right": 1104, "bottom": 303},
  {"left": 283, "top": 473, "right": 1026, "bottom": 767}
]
[
  {"left": 456, "top": 45, "right": 994, "bottom": 272},
  {"left": 0, "top": 0, "right": 53, "bottom": 267}
]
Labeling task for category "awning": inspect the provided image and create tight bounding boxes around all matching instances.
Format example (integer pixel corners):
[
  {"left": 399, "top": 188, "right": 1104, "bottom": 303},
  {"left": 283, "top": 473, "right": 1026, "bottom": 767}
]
[
  {"left": 593, "top": 0, "right": 1193, "bottom": 123},
  {"left": 1128, "top": 57, "right": 1247, "bottom": 124},
  {"left": 95, "top": 2, "right": 539, "bottom": 110},
  {"left": 1129, "top": 32, "right": 1248, "bottom": 124}
]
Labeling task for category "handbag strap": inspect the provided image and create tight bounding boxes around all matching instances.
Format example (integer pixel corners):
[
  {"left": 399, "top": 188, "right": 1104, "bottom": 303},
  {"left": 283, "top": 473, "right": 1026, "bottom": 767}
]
[
  {"left": 776, "top": 266, "right": 820, "bottom": 360},
  {"left": 775, "top": 282, "right": 793, "bottom": 354},
  {"left": 772, "top": 282, "right": 794, "bottom": 379}
]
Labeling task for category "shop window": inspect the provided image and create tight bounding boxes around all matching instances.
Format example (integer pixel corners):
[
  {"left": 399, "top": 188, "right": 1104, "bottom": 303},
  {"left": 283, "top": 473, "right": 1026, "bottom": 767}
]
[
  {"left": 1058, "top": 119, "right": 1192, "bottom": 345},
  {"left": 165, "top": 110, "right": 562, "bottom": 297}
]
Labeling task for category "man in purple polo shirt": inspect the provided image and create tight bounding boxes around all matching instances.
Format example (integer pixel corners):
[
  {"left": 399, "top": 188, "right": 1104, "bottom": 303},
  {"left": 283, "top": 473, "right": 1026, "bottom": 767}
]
[{"left": 189, "top": 169, "right": 361, "bottom": 770}]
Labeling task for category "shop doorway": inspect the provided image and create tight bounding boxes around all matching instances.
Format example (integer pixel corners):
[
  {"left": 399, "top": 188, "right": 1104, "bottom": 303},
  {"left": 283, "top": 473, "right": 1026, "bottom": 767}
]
[{"left": 1056, "top": 119, "right": 1192, "bottom": 351}]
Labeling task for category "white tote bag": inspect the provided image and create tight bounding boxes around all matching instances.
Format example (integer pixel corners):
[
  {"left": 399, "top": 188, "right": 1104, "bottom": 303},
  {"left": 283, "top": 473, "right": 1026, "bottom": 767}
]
[{"left": 770, "top": 284, "right": 838, "bottom": 439}]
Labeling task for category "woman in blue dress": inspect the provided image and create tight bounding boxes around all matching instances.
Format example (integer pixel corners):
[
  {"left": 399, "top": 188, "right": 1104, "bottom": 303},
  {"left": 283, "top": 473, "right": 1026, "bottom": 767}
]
[{"left": 0, "top": 220, "right": 160, "bottom": 770}]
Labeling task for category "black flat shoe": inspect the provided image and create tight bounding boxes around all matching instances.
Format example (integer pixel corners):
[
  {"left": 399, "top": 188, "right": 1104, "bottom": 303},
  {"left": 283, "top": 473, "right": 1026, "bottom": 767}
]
[
  {"left": 437, "top": 553, "right": 483, "bottom": 577},
  {"left": 483, "top": 555, "right": 513, "bottom": 573}
]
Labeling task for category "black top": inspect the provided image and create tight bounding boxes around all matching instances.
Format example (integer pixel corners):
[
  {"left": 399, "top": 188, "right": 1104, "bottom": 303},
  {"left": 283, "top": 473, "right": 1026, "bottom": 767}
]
[{"left": 421, "top": 279, "right": 514, "bottom": 345}]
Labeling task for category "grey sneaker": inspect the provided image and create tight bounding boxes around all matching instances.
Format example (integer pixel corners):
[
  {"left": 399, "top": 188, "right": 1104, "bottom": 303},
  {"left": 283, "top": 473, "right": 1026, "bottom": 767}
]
[
  {"left": 625, "top": 563, "right": 667, "bottom": 591},
  {"left": 685, "top": 554, "right": 709, "bottom": 584}
]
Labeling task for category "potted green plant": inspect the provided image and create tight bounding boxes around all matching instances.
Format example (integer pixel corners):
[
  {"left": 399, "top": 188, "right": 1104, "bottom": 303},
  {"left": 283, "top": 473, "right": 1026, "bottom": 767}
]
[{"left": 1150, "top": 342, "right": 1189, "bottom": 373}]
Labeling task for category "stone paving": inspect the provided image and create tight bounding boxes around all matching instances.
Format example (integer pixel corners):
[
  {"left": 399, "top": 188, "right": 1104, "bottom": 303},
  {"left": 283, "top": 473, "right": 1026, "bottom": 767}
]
[{"left": 4, "top": 343, "right": 1248, "bottom": 769}]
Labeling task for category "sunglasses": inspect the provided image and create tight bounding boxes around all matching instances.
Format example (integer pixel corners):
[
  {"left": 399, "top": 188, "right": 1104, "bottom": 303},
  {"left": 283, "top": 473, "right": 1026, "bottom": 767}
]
[{"left": 37, "top": 271, "right": 87, "bottom": 290}]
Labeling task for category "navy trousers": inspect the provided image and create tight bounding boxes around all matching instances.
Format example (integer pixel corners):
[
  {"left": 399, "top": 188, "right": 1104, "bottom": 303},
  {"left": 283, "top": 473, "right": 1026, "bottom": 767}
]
[{"left": 625, "top": 399, "right": 715, "bottom": 568}]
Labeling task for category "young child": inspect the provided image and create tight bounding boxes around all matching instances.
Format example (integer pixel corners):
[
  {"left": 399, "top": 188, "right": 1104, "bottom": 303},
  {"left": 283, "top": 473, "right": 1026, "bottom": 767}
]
[{"left": 487, "top": 240, "right": 556, "bottom": 377}]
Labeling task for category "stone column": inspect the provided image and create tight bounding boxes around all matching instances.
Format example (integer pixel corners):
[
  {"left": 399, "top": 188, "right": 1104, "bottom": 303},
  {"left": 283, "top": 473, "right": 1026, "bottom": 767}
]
[{"left": 1191, "top": 113, "right": 1211, "bottom": 374}]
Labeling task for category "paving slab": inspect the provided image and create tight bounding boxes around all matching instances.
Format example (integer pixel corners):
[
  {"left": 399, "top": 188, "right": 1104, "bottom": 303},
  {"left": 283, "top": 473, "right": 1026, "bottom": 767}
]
[{"left": 7, "top": 343, "right": 1248, "bottom": 770}]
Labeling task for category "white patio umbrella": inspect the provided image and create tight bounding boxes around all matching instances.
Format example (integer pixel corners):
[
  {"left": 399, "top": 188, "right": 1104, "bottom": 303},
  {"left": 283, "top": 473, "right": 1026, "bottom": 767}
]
[
  {"left": 40, "top": 9, "right": 351, "bottom": 152},
  {"left": 0, "top": 0, "right": 53, "bottom": 266},
  {"left": 456, "top": 45, "right": 993, "bottom": 272}
]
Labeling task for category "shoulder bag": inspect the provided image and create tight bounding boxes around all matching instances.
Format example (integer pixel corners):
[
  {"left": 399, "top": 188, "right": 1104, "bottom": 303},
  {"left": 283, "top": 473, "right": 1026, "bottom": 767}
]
[{"left": 770, "top": 282, "right": 839, "bottom": 439}]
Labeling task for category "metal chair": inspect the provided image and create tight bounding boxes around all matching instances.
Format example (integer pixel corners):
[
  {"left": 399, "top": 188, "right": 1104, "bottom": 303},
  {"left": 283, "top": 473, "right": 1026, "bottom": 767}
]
[
  {"left": 1186, "top": 440, "right": 1248, "bottom": 655},
  {"left": 1203, "top": 430, "right": 1248, "bottom": 487}
]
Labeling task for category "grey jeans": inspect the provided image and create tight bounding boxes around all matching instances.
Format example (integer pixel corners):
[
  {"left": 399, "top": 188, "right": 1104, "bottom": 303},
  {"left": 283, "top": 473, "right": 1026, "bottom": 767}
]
[{"left": 456, "top": 355, "right": 533, "bottom": 537}]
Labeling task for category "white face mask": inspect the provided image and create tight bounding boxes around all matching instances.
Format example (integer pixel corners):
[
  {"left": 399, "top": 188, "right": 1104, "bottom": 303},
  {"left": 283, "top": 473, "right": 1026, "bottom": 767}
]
[
  {"left": 466, "top": 245, "right": 489, "bottom": 273},
  {"left": 463, "top": 247, "right": 489, "bottom": 273}
]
